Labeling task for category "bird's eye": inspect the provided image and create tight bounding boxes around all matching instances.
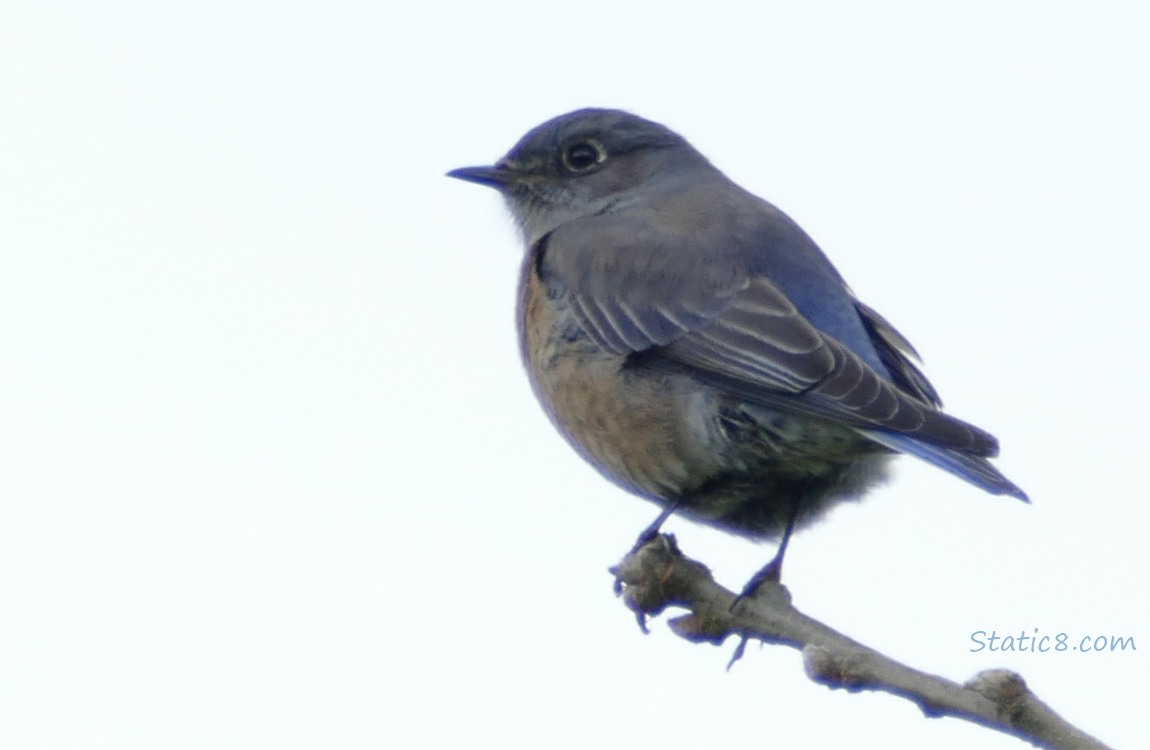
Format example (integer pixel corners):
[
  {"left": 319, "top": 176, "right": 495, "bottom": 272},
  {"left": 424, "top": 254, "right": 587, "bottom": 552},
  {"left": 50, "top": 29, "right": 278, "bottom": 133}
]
[{"left": 562, "top": 141, "right": 604, "bottom": 172}]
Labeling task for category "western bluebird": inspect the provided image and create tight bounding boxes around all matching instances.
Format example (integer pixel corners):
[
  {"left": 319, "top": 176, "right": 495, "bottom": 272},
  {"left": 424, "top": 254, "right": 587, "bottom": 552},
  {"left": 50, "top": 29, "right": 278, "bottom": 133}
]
[{"left": 448, "top": 109, "right": 1025, "bottom": 578}]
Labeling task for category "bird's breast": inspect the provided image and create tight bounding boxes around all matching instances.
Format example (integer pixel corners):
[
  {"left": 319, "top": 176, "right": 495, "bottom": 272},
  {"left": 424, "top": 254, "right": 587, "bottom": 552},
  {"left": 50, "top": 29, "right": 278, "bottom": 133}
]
[{"left": 517, "top": 251, "right": 712, "bottom": 502}]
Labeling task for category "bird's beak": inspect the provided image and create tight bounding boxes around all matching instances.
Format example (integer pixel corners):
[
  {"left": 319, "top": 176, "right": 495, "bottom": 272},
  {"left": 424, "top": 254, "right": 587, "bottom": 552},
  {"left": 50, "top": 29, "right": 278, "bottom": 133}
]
[{"left": 446, "top": 164, "right": 519, "bottom": 190}]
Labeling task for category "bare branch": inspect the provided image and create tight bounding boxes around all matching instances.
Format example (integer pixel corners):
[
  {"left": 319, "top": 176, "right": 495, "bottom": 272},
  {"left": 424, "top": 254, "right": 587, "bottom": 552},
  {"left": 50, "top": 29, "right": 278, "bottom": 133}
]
[{"left": 611, "top": 535, "right": 1112, "bottom": 750}]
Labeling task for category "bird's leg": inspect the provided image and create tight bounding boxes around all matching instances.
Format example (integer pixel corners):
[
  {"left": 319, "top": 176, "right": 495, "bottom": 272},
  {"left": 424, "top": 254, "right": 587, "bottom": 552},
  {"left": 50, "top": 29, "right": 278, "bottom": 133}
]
[
  {"left": 733, "top": 496, "right": 800, "bottom": 606},
  {"left": 614, "top": 500, "right": 684, "bottom": 602},
  {"left": 631, "top": 500, "right": 682, "bottom": 552}
]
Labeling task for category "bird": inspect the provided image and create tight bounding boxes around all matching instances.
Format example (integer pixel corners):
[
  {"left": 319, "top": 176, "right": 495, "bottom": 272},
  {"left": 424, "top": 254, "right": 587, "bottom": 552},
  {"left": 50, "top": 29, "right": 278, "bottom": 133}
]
[{"left": 448, "top": 108, "right": 1026, "bottom": 582}]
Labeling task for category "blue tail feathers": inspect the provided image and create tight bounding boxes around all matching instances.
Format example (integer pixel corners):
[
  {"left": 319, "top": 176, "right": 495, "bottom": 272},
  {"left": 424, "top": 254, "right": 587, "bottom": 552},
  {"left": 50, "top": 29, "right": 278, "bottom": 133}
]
[{"left": 860, "top": 429, "right": 1029, "bottom": 502}]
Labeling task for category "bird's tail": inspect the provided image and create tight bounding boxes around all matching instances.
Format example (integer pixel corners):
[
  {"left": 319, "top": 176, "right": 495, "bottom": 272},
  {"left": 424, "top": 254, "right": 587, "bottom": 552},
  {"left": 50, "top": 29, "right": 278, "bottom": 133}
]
[{"left": 859, "top": 429, "right": 1028, "bottom": 502}]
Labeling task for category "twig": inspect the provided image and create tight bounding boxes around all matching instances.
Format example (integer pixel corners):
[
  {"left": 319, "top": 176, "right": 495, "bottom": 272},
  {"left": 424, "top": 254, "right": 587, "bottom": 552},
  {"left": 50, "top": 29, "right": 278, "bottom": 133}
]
[{"left": 610, "top": 534, "right": 1112, "bottom": 750}]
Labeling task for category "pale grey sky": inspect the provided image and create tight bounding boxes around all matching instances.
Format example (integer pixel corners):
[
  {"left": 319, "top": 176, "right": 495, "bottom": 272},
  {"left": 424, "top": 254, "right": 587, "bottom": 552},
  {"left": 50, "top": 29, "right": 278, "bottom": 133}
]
[{"left": 1, "top": 2, "right": 1146, "bottom": 748}]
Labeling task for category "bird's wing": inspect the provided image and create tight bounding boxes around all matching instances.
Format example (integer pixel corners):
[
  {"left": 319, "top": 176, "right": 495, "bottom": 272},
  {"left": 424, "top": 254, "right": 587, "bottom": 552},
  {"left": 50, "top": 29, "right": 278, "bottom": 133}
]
[
  {"left": 655, "top": 277, "right": 1000, "bottom": 456},
  {"left": 853, "top": 300, "right": 942, "bottom": 407},
  {"left": 540, "top": 218, "right": 998, "bottom": 457}
]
